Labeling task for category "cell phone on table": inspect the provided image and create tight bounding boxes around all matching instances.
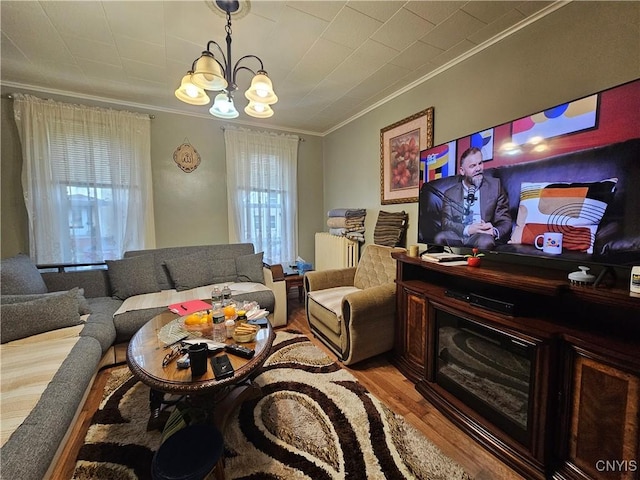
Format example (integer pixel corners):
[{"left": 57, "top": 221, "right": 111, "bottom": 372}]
[{"left": 211, "top": 354, "right": 234, "bottom": 380}]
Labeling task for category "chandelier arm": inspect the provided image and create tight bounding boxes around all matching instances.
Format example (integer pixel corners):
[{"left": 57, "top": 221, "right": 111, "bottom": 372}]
[
  {"left": 231, "top": 55, "right": 265, "bottom": 86},
  {"left": 206, "top": 40, "right": 228, "bottom": 72},
  {"left": 233, "top": 55, "right": 264, "bottom": 72},
  {"left": 206, "top": 40, "right": 225, "bottom": 59},
  {"left": 233, "top": 65, "right": 257, "bottom": 80}
]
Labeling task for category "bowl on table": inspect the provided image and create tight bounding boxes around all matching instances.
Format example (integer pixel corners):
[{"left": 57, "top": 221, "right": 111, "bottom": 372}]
[
  {"left": 232, "top": 323, "right": 259, "bottom": 343},
  {"left": 179, "top": 311, "right": 213, "bottom": 337}
]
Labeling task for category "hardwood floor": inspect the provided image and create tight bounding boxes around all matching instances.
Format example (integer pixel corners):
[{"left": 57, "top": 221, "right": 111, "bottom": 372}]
[{"left": 53, "top": 292, "right": 524, "bottom": 479}]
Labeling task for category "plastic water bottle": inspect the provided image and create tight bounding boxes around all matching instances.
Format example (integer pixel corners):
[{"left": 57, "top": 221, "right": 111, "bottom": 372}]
[
  {"left": 211, "top": 287, "right": 222, "bottom": 305},
  {"left": 212, "top": 313, "right": 226, "bottom": 342},
  {"left": 221, "top": 284, "right": 232, "bottom": 305}
]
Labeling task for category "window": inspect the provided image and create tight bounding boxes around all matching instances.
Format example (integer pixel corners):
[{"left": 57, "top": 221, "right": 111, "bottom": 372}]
[
  {"left": 224, "top": 128, "right": 299, "bottom": 264},
  {"left": 12, "top": 94, "right": 155, "bottom": 264}
]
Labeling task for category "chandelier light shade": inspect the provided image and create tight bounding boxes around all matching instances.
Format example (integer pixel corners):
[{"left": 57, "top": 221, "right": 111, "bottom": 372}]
[
  {"left": 244, "top": 71, "right": 278, "bottom": 104},
  {"left": 191, "top": 52, "right": 227, "bottom": 91},
  {"left": 175, "top": 0, "right": 277, "bottom": 120},
  {"left": 174, "top": 73, "right": 211, "bottom": 105},
  {"left": 244, "top": 100, "right": 273, "bottom": 118},
  {"left": 210, "top": 93, "right": 239, "bottom": 118}
]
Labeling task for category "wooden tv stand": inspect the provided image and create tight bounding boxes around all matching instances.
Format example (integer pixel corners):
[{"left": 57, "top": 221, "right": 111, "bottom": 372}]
[{"left": 391, "top": 253, "right": 639, "bottom": 480}]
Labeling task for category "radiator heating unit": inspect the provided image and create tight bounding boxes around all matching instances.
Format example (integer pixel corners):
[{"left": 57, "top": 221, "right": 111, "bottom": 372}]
[{"left": 315, "top": 232, "right": 359, "bottom": 271}]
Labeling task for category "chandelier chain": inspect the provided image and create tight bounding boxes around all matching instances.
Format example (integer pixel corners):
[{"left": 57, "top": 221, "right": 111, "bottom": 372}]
[{"left": 226, "top": 11, "right": 233, "bottom": 36}]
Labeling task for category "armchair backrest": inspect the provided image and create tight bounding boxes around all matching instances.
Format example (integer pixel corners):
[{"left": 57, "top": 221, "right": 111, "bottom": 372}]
[{"left": 353, "top": 244, "right": 405, "bottom": 290}]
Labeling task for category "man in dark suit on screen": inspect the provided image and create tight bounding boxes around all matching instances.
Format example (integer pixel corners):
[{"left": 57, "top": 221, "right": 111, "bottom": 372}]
[{"left": 435, "top": 147, "right": 512, "bottom": 250}]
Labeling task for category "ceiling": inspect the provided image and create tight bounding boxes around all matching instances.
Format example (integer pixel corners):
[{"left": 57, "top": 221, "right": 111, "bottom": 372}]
[{"left": 1, "top": 1, "right": 560, "bottom": 136}]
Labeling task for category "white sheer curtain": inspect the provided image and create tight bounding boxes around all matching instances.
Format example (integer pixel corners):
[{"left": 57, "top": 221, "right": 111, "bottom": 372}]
[
  {"left": 12, "top": 94, "right": 156, "bottom": 264},
  {"left": 224, "top": 127, "right": 298, "bottom": 265}
]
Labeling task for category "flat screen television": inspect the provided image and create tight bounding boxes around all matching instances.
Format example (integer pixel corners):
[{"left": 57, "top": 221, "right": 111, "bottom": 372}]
[{"left": 418, "top": 78, "right": 640, "bottom": 269}]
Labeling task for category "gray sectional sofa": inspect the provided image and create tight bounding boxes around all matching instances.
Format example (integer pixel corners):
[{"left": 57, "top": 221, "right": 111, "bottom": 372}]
[{"left": 0, "top": 243, "right": 286, "bottom": 480}]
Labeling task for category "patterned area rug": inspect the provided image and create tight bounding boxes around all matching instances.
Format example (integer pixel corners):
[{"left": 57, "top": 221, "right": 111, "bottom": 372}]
[{"left": 72, "top": 331, "right": 472, "bottom": 479}]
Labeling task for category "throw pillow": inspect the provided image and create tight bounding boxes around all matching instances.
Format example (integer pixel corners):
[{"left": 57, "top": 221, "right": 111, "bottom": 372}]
[
  {"left": 374, "top": 210, "right": 408, "bottom": 247},
  {"left": 164, "top": 251, "right": 215, "bottom": 292},
  {"left": 106, "top": 254, "right": 160, "bottom": 300},
  {"left": 0, "top": 287, "right": 92, "bottom": 315},
  {"left": 509, "top": 178, "right": 618, "bottom": 254},
  {"left": 211, "top": 258, "right": 239, "bottom": 284},
  {"left": 235, "top": 252, "right": 265, "bottom": 283},
  {"left": 0, "top": 289, "right": 82, "bottom": 343},
  {"left": 0, "top": 253, "right": 48, "bottom": 295}
]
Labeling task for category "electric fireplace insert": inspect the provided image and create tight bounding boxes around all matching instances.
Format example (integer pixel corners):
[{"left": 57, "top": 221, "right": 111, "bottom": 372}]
[{"left": 435, "top": 309, "right": 536, "bottom": 446}]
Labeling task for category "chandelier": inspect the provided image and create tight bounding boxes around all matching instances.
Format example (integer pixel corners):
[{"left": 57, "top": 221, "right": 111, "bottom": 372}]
[{"left": 174, "top": 0, "right": 277, "bottom": 119}]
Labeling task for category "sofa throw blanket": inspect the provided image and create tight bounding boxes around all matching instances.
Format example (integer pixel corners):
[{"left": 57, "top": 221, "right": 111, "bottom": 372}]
[
  {"left": 113, "top": 282, "right": 271, "bottom": 317},
  {"left": 0, "top": 324, "right": 85, "bottom": 446}
]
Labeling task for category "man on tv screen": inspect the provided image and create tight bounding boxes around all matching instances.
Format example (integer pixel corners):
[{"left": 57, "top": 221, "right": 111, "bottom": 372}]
[{"left": 435, "top": 147, "right": 512, "bottom": 249}]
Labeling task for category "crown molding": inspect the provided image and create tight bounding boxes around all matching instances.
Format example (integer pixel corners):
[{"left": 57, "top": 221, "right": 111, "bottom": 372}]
[{"left": 321, "top": 1, "right": 570, "bottom": 136}]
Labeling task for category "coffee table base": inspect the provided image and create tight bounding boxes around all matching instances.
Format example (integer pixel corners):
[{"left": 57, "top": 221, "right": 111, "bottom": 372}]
[
  {"left": 145, "top": 379, "right": 263, "bottom": 433},
  {"left": 147, "top": 389, "right": 186, "bottom": 432}
]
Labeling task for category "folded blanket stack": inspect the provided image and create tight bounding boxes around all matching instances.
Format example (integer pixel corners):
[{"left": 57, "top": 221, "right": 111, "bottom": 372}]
[
  {"left": 327, "top": 208, "right": 366, "bottom": 242},
  {"left": 374, "top": 210, "right": 408, "bottom": 247}
]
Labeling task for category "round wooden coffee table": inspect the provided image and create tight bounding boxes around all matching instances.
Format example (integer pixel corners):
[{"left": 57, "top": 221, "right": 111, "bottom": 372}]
[{"left": 126, "top": 309, "right": 275, "bottom": 430}]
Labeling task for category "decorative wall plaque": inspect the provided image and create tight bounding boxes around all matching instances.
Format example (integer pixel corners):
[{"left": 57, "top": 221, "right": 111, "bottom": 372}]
[{"left": 173, "top": 141, "right": 201, "bottom": 173}]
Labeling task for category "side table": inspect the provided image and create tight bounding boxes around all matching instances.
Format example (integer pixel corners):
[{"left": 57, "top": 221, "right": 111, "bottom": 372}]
[{"left": 283, "top": 267, "right": 312, "bottom": 314}]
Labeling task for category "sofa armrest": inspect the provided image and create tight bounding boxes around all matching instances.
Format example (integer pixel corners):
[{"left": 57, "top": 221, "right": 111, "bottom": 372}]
[
  {"left": 263, "top": 261, "right": 284, "bottom": 281},
  {"left": 262, "top": 263, "right": 287, "bottom": 328},
  {"left": 304, "top": 268, "right": 357, "bottom": 293},
  {"left": 343, "top": 283, "right": 396, "bottom": 320},
  {"left": 340, "top": 283, "right": 396, "bottom": 365}
]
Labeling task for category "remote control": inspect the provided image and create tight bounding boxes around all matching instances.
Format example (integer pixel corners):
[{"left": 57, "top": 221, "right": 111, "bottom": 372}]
[{"left": 225, "top": 344, "right": 255, "bottom": 359}]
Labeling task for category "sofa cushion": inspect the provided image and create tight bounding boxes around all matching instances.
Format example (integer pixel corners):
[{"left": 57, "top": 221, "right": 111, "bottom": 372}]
[
  {"left": 235, "top": 252, "right": 264, "bottom": 283},
  {"left": 0, "top": 253, "right": 48, "bottom": 295},
  {"left": 125, "top": 244, "right": 255, "bottom": 291},
  {"left": 113, "top": 306, "right": 169, "bottom": 343},
  {"left": 106, "top": 254, "right": 160, "bottom": 300},
  {"left": 40, "top": 269, "right": 111, "bottom": 299},
  {"left": 509, "top": 178, "right": 617, "bottom": 254},
  {"left": 0, "top": 289, "right": 82, "bottom": 343},
  {"left": 164, "top": 251, "right": 215, "bottom": 292},
  {"left": 308, "top": 286, "right": 360, "bottom": 325},
  {"left": 1, "top": 287, "right": 92, "bottom": 315},
  {"left": 164, "top": 251, "right": 248, "bottom": 291},
  {"left": 307, "top": 292, "right": 353, "bottom": 337}
]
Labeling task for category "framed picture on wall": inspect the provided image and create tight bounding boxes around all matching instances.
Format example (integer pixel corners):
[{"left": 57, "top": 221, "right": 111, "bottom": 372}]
[{"left": 380, "top": 107, "right": 434, "bottom": 204}]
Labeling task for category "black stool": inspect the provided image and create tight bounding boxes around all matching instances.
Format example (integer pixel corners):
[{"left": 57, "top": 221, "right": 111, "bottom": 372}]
[{"left": 151, "top": 424, "right": 224, "bottom": 480}]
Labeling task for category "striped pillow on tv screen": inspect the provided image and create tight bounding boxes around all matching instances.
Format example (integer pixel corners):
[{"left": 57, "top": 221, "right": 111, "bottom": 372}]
[{"left": 509, "top": 178, "right": 618, "bottom": 254}]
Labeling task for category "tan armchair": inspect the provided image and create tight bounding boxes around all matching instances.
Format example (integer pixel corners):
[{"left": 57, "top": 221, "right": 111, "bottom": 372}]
[{"left": 304, "top": 244, "right": 405, "bottom": 365}]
